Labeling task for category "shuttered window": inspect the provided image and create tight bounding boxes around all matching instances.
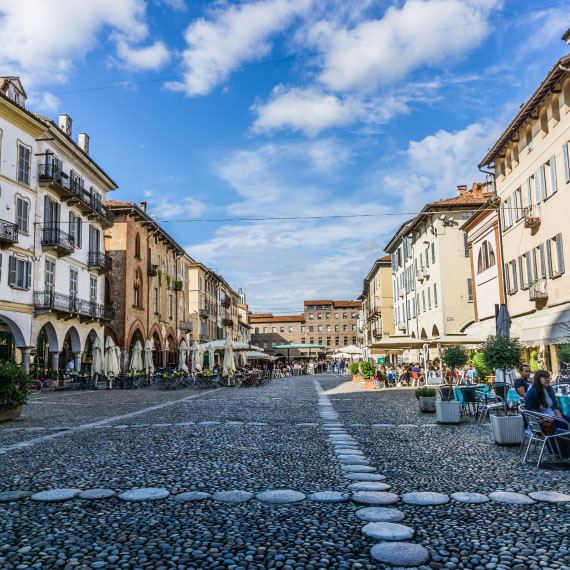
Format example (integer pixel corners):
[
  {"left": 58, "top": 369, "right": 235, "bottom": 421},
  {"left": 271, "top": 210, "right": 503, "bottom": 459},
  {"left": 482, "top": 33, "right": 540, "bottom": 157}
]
[
  {"left": 8, "top": 256, "right": 31, "bottom": 289},
  {"left": 518, "top": 256, "right": 527, "bottom": 289},
  {"left": 548, "top": 234, "right": 565, "bottom": 276},
  {"left": 15, "top": 197, "right": 29, "bottom": 233},
  {"left": 563, "top": 142, "right": 570, "bottom": 184},
  {"left": 549, "top": 155, "right": 558, "bottom": 195},
  {"left": 17, "top": 143, "right": 31, "bottom": 185},
  {"left": 467, "top": 278, "right": 473, "bottom": 302}
]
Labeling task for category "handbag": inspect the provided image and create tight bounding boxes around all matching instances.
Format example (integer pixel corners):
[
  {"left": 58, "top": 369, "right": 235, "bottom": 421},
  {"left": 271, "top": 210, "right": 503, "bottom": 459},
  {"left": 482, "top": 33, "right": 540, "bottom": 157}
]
[{"left": 539, "top": 417, "right": 556, "bottom": 436}]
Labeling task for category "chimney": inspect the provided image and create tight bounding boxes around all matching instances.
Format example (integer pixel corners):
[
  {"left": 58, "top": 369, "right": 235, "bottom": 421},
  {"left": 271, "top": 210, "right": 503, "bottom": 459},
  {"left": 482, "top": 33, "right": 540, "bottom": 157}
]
[
  {"left": 139, "top": 201, "right": 147, "bottom": 212},
  {"left": 78, "top": 132, "right": 89, "bottom": 154},
  {"left": 58, "top": 113, "right": 72, "bottom": 136},
  {"left": 471, "top": 182, "right": 485, "bottom": 196},
  {"left": 457, "top": 184, "right": 468, "bottom": 196}
]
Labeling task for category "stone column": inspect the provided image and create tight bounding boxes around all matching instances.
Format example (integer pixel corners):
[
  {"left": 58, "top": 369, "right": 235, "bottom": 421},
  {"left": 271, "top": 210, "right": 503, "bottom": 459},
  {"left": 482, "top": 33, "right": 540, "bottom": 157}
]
[
  {"left": 20, "top": 347, "right": 32, "bottom": 372},
  {"left": 50, "top": 352, "right": 60, "bottom": 372},
  {"left": 74, "top": 352, "right": 82, "bottom": 373}
]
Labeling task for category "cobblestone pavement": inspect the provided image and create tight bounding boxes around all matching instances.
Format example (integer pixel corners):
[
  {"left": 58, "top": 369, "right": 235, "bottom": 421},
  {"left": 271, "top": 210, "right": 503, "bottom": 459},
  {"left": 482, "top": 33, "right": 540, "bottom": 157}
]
[{"left": 1, "top": 375, "right": 569, "bottom": 569}]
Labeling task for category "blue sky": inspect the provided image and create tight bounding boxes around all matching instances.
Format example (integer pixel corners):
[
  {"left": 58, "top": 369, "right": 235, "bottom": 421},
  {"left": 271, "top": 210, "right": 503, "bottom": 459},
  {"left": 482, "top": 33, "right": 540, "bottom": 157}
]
[{"left": 1, "top": 0, "right": 568, "bottom": 313}]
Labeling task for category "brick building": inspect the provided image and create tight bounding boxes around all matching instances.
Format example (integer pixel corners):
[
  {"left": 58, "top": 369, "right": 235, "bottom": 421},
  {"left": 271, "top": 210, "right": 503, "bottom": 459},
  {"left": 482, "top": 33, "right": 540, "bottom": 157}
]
[
  {"left": 104, "top": 201, "right": 186, "bottom": 369},
  {"left": 250, "top": 299, "right": 361, "bottom": 355}
]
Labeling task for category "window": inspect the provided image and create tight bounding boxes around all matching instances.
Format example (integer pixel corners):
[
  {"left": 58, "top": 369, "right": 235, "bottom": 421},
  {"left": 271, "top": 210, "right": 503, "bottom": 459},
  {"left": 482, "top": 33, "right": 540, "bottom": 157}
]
[
  {"left": 154, "top": 287, "right": 159, "bottom": 314},
  {"left": 431, "top": 242, "right": 435, "bottom": 264},
  {"left": 301, "top": 337, "right": 306, "bottom": 344},
  {"left": 334, "top": 313, "right": 339, "bottom": 319},
  {"left": 334, "top": 324, "right": 339, "bottom": 332},
  {"left": 335, "top": 336, "right": 339, "bottom": 345},
  {"left": 309, "top": 314, "right": 314, "bottom": 320},
  {"left": 15, "top": 196, "right": 29, "bottom": 233},
  {"left": 343, "top": 313, "right": 348, "bottom": 319},
  {"left": 300, "top": 325, "right": 305, "bottom": 333},
  {"left": 343, "top": 324, "right": 348, "bottom": 332},
  {"left": 477, "top": 241, "right": 496, "bottom": 273},
  {"left": 532, "top": 245, "right": 547, "bottom": 282},
  {"left": 288, "top": 326, "right": 294, "bottom": 333},
  {"left": 518, "top": 255, "right": 527, "bottom": 290},
  {"left": 272, "top": 326, "right": 277, "bottom": 333},
  {"left": 135, "top": 234, "right": 141, "bottom": 258},
  {"left": 562, "top": 142, "right": 570, "bottom": 184},
  {"left": 352, "top": 337, "right": 357, "bottom": 344},
  {"left": 17, "top": 143, "right": 31, "bottom": 185},
  {"left": 45, "top": 259, "right": 55, "bottom": 293},
  {"left": 169, "top": 294, "right": 173, "bottom": 319},
  {"left": 70, "top": 171, "right": 84, "bottom": 195},
  {"left": 90, "top": 275, "right": 97, "bottom": 303},
  {"left": 133, "top": 270, "right": 142, "bottom": 307},
  {"left": 344, "top": 336, "right": 348, "bottom": 345},
  {"left": 513, "top": 187, "right": 523, "bottom": 221},
  {"left": 280, "top": 326, "right": 285, "bottom": 333},
  {"left": 428, "top": 287, "right": 432, "bottom": 310},
  {"left": 422, "top": 290, "right": 426, "bottom": 312},
  {"left": 352, "top": 324, "right": 356, "bottom": 331},
  {"left": 326, "top": 325, "right": 331, "bottom": 332},
  {"left": 547, "top": 234, "right": 565, "bottom": 277},
  {"left": 263, "top": 327, "right": 267, "bottom": 333},
  {"left": 309, "top": 325, "right": 314, "bottom": 332},
  {"left": 310, "top": 338, "right": 314, "bottom": 344},
  {"left": 433, "top": 283, "right": 438, "bottom": 308},
  {"left": 255, "top": 327, "right": 260, "bottom": 334},
  {"left": 326, "top": 337, "right": 331, "bottom": 346},
  {"left": 318, "top": 325, "right": 323, "bottom": 332},
  {"left": 69, "top": 212, "right": 82, "bottom": 248},
  {"left": 318, "top": 337, "right": 322, "bottom": 344},
  {"left": 325, "top": 312, "right": 330, "bottom": 319},
  {"left": 546, "top": 156, "right": 558, "bottom": 196},
  {"left": 69, "top": 267, "right": 78, "bottom": 298},
  {"left": 8, "top": 256, "right": 31, "bottom": 289},
  {"left": 467, "top": 278, "right": 473, "bottom": 302},
  {"left": 505, "top": 261, "right": 518, "bottom": 294}
]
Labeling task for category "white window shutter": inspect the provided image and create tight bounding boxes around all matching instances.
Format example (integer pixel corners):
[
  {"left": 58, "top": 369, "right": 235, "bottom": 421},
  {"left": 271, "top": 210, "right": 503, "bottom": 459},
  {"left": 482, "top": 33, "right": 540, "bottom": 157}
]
[
  {"left": 26, "top": 260, "right": 32, "bottom": 289},
  {"left": 546, "top": 240, "right": 553, "bottom": 278},
  {"left": 556, "top": 233, "right": 565, "bottom": 274},
  {"left": 504, "top": 263, "right": 510, "bottom": 292},
  {"left": 534, "top": 171, "right": 541, "bottom": 204},
  {"left": 563, "top": 143, "right": 570, "bottom": 184},
  {"left": 539, "top": 243, "right": 547, "bottom": 279},
  {"left": 527, "top": 178, "right": 533, "bottom": 208},
  {"left": 512, "top": 261, "right": 518, "bottom": 291},
  {"left": 540, "top": 165, "right": 547, "bottom": 200},
  {"left": 550, "top": 155, "right": 558, "bottom": 194}
]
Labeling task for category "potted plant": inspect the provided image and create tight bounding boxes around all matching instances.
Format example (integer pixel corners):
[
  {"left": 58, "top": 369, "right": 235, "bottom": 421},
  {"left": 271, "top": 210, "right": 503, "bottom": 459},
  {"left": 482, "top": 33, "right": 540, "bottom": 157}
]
[
  {"left": 348, "top": 362, "right": 360, "bottom": 383},
  {"left": 360, "top": 361, "right": 375, "bottom": 390},
  {"left": 434, "top": 346, "right": 467, "bottom": 424},
  {"left": 482, "top": 335, "right": 524, "bottom": 445},
  {"left": 415, "top": 386, "right": 436, "bottom": 412},
  {"left": 0, "top": 362, "right": 31, "bottom": 422},
  {"left": 471, "top": 351, "right": 491, "bottom": 383}
]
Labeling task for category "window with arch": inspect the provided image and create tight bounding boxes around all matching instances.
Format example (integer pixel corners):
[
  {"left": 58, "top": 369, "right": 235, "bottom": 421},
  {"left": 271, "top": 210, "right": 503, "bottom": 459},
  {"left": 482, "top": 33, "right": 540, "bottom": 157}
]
[
  {"left": 477, "top": 240, "right": 496, "bottom": 273},
  {"left": 135, "top": 233, "right": 141, "bottom": 258},
  {"left": 133, "top": 268, "right": 142, "bottom": 307}
]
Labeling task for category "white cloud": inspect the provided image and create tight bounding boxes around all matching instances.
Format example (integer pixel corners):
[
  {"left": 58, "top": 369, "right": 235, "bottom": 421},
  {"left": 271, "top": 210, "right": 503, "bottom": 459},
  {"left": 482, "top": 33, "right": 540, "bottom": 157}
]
[
  {"left": 150, "top": 195, "right": 207, "bottom": 219},
  {"left": 0, "top": 0, "right": 167, "bottom": 84},
  {"left": 310, "top": 0, "right": 500, "bottom": 92},
  {"left": 155, "top": 0, "right": 186, "bottom": 11},
  {"left": 165, "top": 0, "right": 313, "bottom": 96},
  {"left": 28, "top": 91, "right": 61, "bottom": 114},
  {"left": 115, "top": 38, "right": 170, "bottom": 70},
  {"left": 252, "top": 85, "right": 409, "bottom": 134}
]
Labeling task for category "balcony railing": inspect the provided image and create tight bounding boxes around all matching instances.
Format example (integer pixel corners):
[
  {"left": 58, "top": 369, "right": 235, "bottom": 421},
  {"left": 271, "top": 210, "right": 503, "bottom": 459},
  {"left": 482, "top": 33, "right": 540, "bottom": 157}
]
[
  {"left": 88, "top": 251, "right": 112, "bottom": 273},
  {"left": 529, "top": 279, "right": 548, "bottom": 301},
  {"left": 199, "top": 308, "right": 208, "bottom": 318},
  {"left": 523, "top": 207, "right": 540, "bottom": 229},
  {"left": 41, "top": 225, "right": 74, "bottom": 256},
  {"left": 37, "top": 163, "right": 113, "bottom": 228},
  {"left": 180, "top": 321, "right": 193, "bottom": 331},
  {"left": 0, "top": 219, "right": 18, "bottom": 246},
  {"left": 222, "top": 318, "right": 234, "bottom": 327},
  {"left": 34, "top": 291, "right": 114, "bottom": 320}
]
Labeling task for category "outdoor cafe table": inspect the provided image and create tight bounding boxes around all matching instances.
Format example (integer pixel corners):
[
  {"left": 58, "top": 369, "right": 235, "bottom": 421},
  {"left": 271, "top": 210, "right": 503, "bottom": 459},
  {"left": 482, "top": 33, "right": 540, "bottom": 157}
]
[{"left": 557, "top": 394, "right": 570, "bottom": 417}]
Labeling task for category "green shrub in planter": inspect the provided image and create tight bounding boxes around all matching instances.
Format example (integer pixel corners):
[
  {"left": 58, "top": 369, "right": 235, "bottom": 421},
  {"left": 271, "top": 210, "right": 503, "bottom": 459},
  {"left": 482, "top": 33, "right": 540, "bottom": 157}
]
[
  {"left": 0, "top": 362, "right": 31, "bottom": 410},
  {"left": 442, "top": 346, "right": 468, "bottom": 372},
  {"left": 348, "top": 362, "right": 360, "bottom": 375},
  {"left": 482, "top": 335, "right": 522, "bottom": 372},
  {"left": 415, "top": 387, "right": 436, "bottom": 399},
  {"left": 471, "top": 351, "right": 491, "bottom": 380},
  {"left": 360, "top": 361, "right": 375, "bottom": 380}
]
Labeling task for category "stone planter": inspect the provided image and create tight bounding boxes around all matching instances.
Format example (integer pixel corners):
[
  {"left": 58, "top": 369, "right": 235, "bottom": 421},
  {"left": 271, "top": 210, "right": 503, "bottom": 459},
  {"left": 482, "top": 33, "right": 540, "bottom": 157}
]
[
  {"left": 418, "top": 396, "right": 436, "bottom": 413},
  {"left": 490, "top": 414, "right": 524, "bottom": 446},
  {"left": 0, "top": 406, "right": 22, "bottom": 422},
  {"left": 436, "top": 400, "right": 461, "bottom": 424}
]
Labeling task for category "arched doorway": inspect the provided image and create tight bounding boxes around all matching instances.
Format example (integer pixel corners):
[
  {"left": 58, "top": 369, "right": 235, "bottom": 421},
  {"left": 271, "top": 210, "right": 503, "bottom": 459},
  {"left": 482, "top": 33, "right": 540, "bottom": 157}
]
[
  {"left": 61, "top": 326, "right": 81, "bottom": 372},
  {"left": 166, "top": 334, "right": 177, "bottom": 368},
  {"left": 152, "top": 332, "right": 162, "bottom": 369},
  {"left": 0, "top": 321, "right": 15, "bottom": 362},
  {"left": 432, "top": 325, "right": 440, "bottom": 337},
  {"left": 83, "top": 329, "right": 99, "bottom": 373},
  {"left": 35, "top": 323, "right": 58, "bottom": 371}
]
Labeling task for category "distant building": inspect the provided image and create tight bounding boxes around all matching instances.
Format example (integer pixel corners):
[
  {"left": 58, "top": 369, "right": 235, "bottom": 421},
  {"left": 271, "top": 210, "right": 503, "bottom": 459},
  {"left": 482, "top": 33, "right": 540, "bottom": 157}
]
[{"left": 250, "top": 299, "right": 361, "bottom": 356}]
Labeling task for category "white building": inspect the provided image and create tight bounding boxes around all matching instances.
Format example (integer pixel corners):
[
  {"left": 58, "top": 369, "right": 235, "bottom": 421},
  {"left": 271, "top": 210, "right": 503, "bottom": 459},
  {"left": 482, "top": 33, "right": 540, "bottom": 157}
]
[{"left": 0, "top": 77, "right": 117, "bottom": 372}]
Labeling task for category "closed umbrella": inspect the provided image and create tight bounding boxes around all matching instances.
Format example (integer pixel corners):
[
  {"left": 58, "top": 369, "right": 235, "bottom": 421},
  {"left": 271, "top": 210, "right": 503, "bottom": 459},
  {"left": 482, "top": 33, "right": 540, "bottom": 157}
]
[
  {"left": 496, "top": 304, "right": 511, "bottom": 337},
  {"left": 144, "top": 339, "right": 155, "bottom": 375},
  {"left": 92, "top": 336, "right": 103, "bottom": 376},
  {"left": 192, "top": 341, "right": 202, "bottom": 373},
  {"left": 223, "top": 338, "right": 236, "bottom": 376},
  {"left": 178, "top": 339, "right": 189, "bottom": 373},
  {"left": 208, "top": 342, "right": 215, "bottom": 369},
  {"left": 129, "top": 340, "right": 143, "bottom": 372},
  {"left": 103, "top": 337, "right": 120, "bottom": 379}
]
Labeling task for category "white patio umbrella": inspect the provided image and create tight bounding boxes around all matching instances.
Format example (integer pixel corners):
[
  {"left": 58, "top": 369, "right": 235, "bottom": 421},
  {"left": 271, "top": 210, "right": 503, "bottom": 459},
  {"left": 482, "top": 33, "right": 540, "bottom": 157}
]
[
  {"left": 129, "top": 340, "right": 143, "bottom": 372},
  {"left": 192, "top": 341, "right": 202, "bottom": 373},
  {"left": 91, "top": 336, "right": 103, "bottom": 376},
  {"left": 223, "top": 337, "right": 236, "bottom": 375},
  {"left": 103, "top": 337, "right": 120, "bottom": 378},
  {"left": 144, "top": 339, "right": 155, "bottom": 375},
  {"left": 178, "top": 339, "right": 189, "bottom": 373},
  {"left": 208, "top": 342, "right": 215, "bottom": 369}
]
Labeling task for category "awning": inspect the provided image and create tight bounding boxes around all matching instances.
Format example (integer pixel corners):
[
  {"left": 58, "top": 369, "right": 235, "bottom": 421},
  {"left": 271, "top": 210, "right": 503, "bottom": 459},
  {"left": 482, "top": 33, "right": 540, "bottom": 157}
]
[
  {"left": 372, "top": 334, "right": 485, "bottom": 350},
  {"left": 246, "top": 351, "right": 270, "bottom": 360},
  {"left": 511, "top": 307, "right": 570, "bottom": 347},
  {"left": 272, "top": 344, "right": 326, "bottom": 349},
  {"left": 197, "top": 340, "right": 250, "bottom": 351}
]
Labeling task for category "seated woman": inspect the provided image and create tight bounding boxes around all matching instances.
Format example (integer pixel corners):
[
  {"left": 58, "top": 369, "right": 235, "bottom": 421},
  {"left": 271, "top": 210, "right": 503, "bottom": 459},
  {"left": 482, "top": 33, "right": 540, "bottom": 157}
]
[{"left": 525, "top": 369, "right": 570, "bottom": 428}]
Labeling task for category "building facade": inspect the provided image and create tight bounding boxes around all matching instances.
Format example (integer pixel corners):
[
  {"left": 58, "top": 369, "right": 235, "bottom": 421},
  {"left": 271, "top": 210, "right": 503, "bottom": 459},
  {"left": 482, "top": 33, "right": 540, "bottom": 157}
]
[
  {"left": 479, "top": 50, "right": 570, "bottom": 371},
  {"left": 358, "top": 256, "right": 394, "bottom": 358},
  {"left": 104, "top": 201, "right": 185, "bottom": 369},
  {"left": 381, "top": 184, "right": 489, "bottom": 361},
  {"left": 250, "top": 314, "right": 306, "bottom": 354},
  {"left": 0, "top": 77, "right": 116, "bottom": 372}
]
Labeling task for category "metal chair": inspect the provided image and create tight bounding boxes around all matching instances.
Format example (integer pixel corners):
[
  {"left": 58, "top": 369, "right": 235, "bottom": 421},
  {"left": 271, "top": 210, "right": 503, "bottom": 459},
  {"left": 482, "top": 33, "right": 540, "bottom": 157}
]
[
  {"left": 519, "top": 405, "right": 570, "bottom": 467},
  {"left": 476, "top": 386, "right": 505, "bottom": 424}
]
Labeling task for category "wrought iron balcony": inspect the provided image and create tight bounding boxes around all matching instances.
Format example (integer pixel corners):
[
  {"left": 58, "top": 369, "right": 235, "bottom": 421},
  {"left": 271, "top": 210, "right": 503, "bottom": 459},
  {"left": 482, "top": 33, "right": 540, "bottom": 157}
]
[
  {"left": 0, "top": 219, "right": 18, "bottom": 247},
  {"left": 41, "top": 225, "right": 74, "bottom": 256},
  {"left": 222, "top": 317, "right": 234, "bottom": 327},
  {"left": 88, "top": 251, "right": 112, "bottom": 273},
  {"left": 38, "top": 163, "right": 114, "bottom": 228},
  {"left": 199, "top": 308, "right": 209, "bottom": 318},
  {"left": 180, "top": 321, "right": 193, "bottom": 331},
  {"left": 33, "top": 291, "right": 114, "bottom": 321}
]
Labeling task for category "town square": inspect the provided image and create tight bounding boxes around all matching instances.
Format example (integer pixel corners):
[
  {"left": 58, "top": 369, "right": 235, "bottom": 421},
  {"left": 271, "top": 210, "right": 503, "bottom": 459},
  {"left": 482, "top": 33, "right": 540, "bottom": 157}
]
[{"left": 1, "top": 1, "right": 570, "bottom": 568}]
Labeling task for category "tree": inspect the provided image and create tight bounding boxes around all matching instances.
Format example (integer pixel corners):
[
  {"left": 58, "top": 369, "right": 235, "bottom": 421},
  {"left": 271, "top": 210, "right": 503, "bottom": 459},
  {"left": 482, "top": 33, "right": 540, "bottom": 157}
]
[
  {"left": 442, "top": 346, "right": 468, "bottom": 372},
  {"left": 471, "top": 351, "right": 491, "bottom": 380},
  {"left": 481, "top": 335, "right": 522, "bottom": 372},
  {"left": 0, "top": 362, "right": 31, "bottom": 410}
]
